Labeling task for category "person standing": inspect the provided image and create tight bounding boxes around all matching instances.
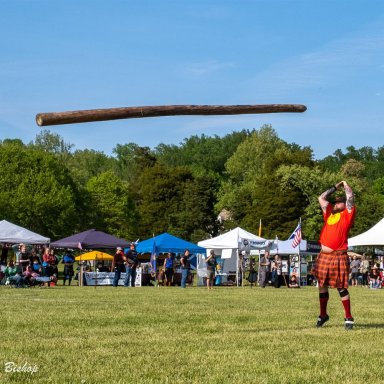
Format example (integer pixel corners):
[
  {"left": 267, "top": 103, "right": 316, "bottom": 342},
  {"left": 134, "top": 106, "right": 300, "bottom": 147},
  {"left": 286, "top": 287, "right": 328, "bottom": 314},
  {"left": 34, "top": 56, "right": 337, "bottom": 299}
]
[
  {"left": 359, "top": 254, "right": 370, "bottom": 287},
  {"left": 163, "top": 251, "right": 174, "bottom": 287},
  {"left": 258, "top": 250, "right": 270, "bottom": 288},
  {"left": 271, "top": 254, "right": 282, "bottom": 288},
  {"left": 314, "top": 180, "right": 356, "bottom": 330},
  {"left": 112, "top": 247, "right": 125, "bottom": 287},
  {"left": 1, "top": 243, "right": 9, "bottom": 265},
  {"left": 205, "top": 250, "right": 217, "bottom": 290},
  {"left": 124, "top": 243, "right": 139, "bottom": 287},
  {"left": 62, "top": 250, "right": 75, "bottom": 286},
  {"left": 350, "top": 256, "right": 361, "bottom": 286},
  {"left": 180, "top": 249, "right": 191, "bottom": 288}
]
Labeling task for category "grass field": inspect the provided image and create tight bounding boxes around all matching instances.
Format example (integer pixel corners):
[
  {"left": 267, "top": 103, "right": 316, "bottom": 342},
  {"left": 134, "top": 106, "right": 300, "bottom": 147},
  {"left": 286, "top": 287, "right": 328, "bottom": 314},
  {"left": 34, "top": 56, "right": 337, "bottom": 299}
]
[{"left": 1, "top": 284, "right": 384, "bottom": 384}]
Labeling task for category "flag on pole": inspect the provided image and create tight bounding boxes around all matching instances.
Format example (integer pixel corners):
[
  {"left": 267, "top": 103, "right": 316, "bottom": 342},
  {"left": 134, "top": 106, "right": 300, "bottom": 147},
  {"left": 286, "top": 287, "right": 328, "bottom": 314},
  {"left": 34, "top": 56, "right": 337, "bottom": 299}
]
[
  {"left": 258, "top": 219, "right": 262, "bottom": 237},
  {"left": 288, "top": 221, "right": 302, "bottom": 248},
  {"left": 150, "top": 238, "right": 158, "bottom": 279}
]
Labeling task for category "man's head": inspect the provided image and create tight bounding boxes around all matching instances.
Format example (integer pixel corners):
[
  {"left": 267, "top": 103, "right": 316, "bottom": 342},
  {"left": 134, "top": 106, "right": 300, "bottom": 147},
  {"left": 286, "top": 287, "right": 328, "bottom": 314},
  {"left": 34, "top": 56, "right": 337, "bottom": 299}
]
[
  {"left": 130, "top": 243, "right": 136, "bottom": 250},
  {"left": 332, "top": 195, "right": 346, "bottom": 213}
]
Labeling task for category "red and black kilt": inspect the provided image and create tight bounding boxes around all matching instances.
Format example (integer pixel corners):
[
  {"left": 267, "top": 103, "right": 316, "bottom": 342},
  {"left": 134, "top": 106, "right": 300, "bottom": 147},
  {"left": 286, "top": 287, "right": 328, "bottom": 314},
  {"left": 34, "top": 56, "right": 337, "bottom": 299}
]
[{"left": 314, "top": 251, "right": 350, "bottom": 288}]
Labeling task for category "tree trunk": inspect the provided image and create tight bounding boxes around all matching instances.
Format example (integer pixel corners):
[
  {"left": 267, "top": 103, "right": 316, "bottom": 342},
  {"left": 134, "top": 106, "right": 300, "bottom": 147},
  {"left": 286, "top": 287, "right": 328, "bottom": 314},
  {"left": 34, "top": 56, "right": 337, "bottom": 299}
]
[{"left": 36, "top": 104, "right": 307, "bottom": 126}]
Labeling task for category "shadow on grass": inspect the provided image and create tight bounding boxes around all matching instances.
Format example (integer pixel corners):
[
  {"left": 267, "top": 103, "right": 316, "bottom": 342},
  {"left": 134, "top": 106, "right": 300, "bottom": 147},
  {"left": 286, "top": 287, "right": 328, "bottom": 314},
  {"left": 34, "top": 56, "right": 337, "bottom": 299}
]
[{"left": 355, "top": 323, "right": 384, "bottom": 329}]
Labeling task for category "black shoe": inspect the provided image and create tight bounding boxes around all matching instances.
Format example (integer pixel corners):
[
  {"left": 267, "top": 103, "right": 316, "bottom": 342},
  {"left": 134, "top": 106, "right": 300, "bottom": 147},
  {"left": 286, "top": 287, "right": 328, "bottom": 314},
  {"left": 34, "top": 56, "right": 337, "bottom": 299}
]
[
  {"left": 316, "top": 315, "right": 329, "bottom": 328},
  {"left": 345, "top": 317, "right": 354, "bottom": 330}
]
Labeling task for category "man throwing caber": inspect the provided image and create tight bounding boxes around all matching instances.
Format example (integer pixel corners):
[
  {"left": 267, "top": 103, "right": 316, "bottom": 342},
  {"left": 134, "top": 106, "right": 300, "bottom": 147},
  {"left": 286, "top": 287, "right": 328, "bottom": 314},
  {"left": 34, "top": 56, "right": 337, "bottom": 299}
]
[{"left": 314, "top": 180, "right": 356, "bottom": 330}]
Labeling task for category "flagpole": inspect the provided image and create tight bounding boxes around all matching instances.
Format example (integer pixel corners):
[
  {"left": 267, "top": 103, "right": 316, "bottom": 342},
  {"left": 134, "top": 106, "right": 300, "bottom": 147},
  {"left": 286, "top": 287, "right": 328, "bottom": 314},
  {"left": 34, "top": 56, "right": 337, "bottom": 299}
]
[{"left": 298, "top": 218, "right": 302, "bottom": 286}]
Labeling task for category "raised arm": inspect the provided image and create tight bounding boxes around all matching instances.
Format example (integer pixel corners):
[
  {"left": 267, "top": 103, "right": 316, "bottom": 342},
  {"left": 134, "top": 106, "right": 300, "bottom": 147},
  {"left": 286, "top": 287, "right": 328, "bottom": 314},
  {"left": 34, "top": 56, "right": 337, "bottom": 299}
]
[
  {"left": 318, "top": 185, "right": 337, "bottom": 212},
  {"left": 341, "top": 180, "right": 355, "bottom": 212}
]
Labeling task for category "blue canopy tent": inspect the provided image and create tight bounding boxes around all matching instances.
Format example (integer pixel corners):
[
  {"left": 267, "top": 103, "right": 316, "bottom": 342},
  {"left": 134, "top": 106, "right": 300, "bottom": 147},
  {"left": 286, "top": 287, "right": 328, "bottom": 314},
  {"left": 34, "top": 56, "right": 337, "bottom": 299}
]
[{"left": 136, "top": 233, "right": 206, "bottom": 269}]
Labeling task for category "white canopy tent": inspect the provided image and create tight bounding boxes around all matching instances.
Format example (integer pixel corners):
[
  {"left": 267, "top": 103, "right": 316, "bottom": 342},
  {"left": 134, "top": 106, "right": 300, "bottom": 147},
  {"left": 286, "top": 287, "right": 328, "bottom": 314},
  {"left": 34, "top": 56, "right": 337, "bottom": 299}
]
[
  {"left": 0, "top": 220, "right": 50, "bottom": 244},
  {"left": 198, "top": 227, "right": 268, "bottom": 250},
  {"left": 198, "top": 227, "right": 269, "bottom": 286},
  {"left": 348, "top": 218, "right": 384, "bottom": 247}
]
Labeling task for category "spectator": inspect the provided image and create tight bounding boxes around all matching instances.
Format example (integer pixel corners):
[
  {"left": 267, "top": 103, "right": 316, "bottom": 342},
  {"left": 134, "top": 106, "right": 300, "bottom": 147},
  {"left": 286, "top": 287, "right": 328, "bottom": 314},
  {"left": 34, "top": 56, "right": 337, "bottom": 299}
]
[
  {"left": 247, "top": 258, "right": 257, "bottom": 287},
  {"left": 350, "top": 256, "right": 361, "bottom": 286},
  {"left": 180, "top": 249, "right": 191, "bottom": 288},
  {"left": 359, "top": 254, "right": 370, "bottom": 288},
  {"left": 31, "top": 257, "right": 42, "bottom": 274},
  {"left": 1, "top": 243, "right": 9, "bottom": 265},
  {"left": 4, "top": 260, "right": 24, "bottom": 287},
  {"left": 42, "top": 247, "right": 56, "bottom": 286},
  {"left": 271, "top": 254, "right": 282, "bottom": 288},
  {"left": 112, "top": 247, "right": 125, "bottom": 287},
  {"left": 124, "top": 243, "right": 139, "bottom": 287},
  {"left": 369, "top": 265, "right": 381, "bottom": 289},
  {"left": 204, "top": 250, "right": 217, "bottom": 290},
  {"left": 18, "top": 244, "right": 30, "bottom": 272},
  {"left": 62, "top": 250, "right": 75, "bottom": 286},
  {"left": 163, "top": 251, "right": 174, "bottom": 287},
  {"left": 258, "top": 251, "right": 270, "bottom": 288},
  {"left": 289, "top": 274, "right": 300, "bottom": 288}
]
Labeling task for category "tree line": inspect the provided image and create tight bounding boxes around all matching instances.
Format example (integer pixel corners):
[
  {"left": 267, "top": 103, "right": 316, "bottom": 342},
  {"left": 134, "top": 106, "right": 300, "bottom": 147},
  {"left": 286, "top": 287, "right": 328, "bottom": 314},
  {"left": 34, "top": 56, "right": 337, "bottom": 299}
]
[{"left": 1, "top": 125, "right": 383, "bottom": 244}]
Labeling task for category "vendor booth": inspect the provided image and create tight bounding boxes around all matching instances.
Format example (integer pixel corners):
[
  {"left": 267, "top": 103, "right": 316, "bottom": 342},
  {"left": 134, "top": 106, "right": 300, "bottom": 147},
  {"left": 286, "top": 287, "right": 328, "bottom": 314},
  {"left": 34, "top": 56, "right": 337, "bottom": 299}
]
[
  {"left": 75, "top": 250, "right": 142, "bottom": 287},
  {"left": 269, "top": 239, "right": 308, "bottom": 286},
  {"left": 198, "top": 227, "right": 270, "bottom": 286},
  {"left": 136, "top": 233, "right": 205, "bottom": 286}
]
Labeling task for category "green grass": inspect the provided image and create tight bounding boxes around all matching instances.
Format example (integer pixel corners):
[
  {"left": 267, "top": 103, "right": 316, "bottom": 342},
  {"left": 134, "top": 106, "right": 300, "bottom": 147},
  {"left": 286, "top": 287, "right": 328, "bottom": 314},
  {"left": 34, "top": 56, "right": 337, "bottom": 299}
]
[{"left": 1, "top": 285, "right": 384, "bottom": 384}]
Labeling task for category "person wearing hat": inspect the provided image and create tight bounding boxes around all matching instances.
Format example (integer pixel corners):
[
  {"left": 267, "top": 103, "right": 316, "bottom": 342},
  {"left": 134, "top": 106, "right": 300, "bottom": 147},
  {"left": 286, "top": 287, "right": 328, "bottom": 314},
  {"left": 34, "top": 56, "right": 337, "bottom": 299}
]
[
  {"left": 112, "top": 247, "right": 125, "bottom": 287},
  {"left": 124, "top": 243, "right": 139, "bottom": 287},
  {"left": 314, "top": 180, "right": 356, "bottom": 330},
  {"left": 204, "top": 250, "right": 217, "bottom": 290}
]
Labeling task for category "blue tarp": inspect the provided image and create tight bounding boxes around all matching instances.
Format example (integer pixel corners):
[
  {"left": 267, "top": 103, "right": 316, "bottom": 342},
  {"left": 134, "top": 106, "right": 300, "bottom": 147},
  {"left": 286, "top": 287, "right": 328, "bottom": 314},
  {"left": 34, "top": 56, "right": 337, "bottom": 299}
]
[{"left": 136, "top": 233, "right": 205, "bottom": 255}]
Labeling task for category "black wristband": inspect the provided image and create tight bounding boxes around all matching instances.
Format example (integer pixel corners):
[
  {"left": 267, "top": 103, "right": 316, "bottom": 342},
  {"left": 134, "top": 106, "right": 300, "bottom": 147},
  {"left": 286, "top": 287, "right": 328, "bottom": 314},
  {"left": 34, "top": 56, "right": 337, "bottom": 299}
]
[{"left": 330, "top": 186, "right": 336, "bottom": 193}]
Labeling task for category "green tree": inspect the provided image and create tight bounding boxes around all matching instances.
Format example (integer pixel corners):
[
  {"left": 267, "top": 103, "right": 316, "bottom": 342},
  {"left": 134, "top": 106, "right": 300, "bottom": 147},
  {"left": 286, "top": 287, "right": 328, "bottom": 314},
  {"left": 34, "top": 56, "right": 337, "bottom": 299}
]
[
  {"left": 0, "top": 141, "right": 79, "bottom": 238},
  {"left": 113, "top": 143, "right": 156, "bottom": 183},
  {"left": 85, "top": 171, "right": 134, "bottom": 239},
  {"left": 156, "top": 130, "right": 250, "bottom": 177},
  {"left": 217, "top": 125, "right": 313, "bottom": 238},
  {"left": 136, "top": 164, "right": 217, "bottom": 241}
]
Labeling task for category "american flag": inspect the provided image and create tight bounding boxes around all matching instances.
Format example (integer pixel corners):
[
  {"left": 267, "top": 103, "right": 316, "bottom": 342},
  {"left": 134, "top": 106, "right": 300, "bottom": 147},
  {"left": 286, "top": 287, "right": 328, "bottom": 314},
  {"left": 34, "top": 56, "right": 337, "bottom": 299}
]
[{"left": 288, "top": 222, "right": 302, "bottom": 248}]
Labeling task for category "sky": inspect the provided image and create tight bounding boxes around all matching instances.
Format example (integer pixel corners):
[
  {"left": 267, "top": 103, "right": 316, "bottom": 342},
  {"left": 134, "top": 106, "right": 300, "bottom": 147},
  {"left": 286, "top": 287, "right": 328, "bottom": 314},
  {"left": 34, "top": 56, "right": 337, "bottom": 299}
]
[{"left": 1, "top": 0, "right": 384, "bottom": 159}]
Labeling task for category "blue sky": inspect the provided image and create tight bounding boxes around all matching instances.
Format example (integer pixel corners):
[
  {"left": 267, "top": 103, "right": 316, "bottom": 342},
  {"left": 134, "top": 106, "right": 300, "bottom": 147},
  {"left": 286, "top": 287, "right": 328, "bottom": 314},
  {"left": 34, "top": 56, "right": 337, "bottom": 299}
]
[{"left": 1, "top": 0, "right": 384, "bottom": 159}]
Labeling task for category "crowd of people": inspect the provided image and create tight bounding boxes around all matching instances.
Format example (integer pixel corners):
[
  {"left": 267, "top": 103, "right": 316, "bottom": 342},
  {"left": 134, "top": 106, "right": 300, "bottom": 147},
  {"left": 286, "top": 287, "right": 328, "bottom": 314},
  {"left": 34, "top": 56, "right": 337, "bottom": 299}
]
[
  {"left": 0, "top": 243, "right": 75, "bottom": 288},
  {"left": 1, "top": 240, "right": 383, "bottom": 291}
]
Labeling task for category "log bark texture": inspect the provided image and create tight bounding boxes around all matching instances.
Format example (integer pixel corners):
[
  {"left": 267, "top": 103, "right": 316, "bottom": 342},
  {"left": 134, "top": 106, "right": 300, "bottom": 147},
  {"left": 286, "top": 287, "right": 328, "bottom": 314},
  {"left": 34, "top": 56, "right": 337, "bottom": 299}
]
[{"left": 36, "top": 104, "right": 307, "bottom": 126}]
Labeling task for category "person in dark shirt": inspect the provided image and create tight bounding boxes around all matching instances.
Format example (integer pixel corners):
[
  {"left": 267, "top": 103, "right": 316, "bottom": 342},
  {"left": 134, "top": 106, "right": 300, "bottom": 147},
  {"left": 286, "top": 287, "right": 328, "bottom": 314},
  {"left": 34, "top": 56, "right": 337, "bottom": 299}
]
[
  {"left": 180, "top": 249, "right": 191, "bottom": 288},
  {"left": 112, "top": 247, "right": 125, "bottom": 287},
  {"left": 124, "top": 243, "right": 139, "bottom": 287}
]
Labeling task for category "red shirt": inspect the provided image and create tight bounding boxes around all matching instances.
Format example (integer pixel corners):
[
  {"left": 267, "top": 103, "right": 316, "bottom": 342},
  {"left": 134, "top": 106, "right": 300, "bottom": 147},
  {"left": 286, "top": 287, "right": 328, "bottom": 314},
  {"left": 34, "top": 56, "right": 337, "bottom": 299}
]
[{"left": 319, "top": 204, "right": 355, "bottom": 250}]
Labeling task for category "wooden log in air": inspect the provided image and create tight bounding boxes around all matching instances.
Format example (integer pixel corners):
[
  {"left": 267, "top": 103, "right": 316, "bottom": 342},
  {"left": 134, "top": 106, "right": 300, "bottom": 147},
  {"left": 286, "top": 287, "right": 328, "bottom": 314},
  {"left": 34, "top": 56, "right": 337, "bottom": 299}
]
[{"left": 36, "top": 104, "right": 307, "bottom": 126}]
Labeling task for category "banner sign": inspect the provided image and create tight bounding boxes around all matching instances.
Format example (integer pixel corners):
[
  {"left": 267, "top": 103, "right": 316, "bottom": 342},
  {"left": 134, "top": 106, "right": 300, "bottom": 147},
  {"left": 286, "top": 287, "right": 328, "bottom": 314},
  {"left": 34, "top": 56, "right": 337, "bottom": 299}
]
[{"left": 84, "top": 268, "right": 142, "bottom": 286}]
